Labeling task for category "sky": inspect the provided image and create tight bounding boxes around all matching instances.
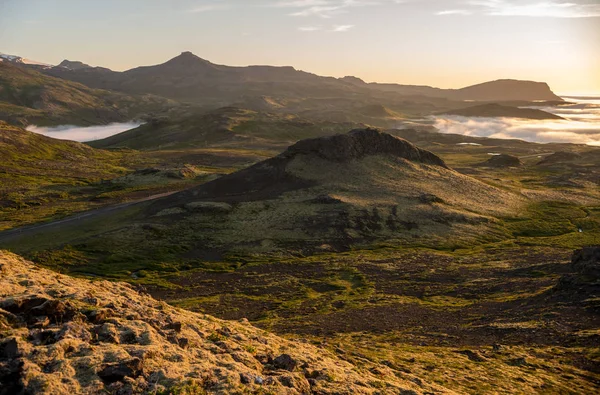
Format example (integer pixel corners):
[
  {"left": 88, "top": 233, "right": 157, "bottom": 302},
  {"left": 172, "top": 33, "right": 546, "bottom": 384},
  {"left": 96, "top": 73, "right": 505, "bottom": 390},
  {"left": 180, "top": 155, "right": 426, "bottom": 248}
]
[{"left": 1, "top": 0, "right": 599, "bottom": 94}]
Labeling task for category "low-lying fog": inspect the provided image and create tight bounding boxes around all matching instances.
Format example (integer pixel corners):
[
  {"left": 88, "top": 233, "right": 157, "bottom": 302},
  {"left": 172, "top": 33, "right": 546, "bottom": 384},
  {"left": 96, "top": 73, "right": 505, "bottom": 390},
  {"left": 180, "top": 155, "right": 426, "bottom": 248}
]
[
  {"left": 26, "top": 122, "right": 141, "bottom": 142},
  {"left": 433, "top": 97, "right": 600, "bottom": 146}
]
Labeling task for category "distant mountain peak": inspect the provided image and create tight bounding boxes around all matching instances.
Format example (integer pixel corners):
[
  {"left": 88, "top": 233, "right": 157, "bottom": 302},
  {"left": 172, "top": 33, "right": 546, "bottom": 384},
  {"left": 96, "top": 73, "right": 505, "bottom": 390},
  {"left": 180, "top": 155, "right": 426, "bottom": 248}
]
[
  {"left": 58, "top": 59, "right": 92, "bottom": 70},
  {"left": 160, "top": 51, "right": 215, "bottom": 70},
  {"left": 340, "top": 76, "right": 365, "bottom": 85}
]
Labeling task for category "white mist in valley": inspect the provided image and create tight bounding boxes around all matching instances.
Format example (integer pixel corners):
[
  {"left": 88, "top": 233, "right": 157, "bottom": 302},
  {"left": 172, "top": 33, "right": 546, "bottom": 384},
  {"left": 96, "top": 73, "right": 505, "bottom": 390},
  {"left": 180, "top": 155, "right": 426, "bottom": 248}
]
[
  {"left": 26, "top": 122, "right": 142, "bottom": 142},
  {"left": 432, "top": 97, "right": 600, "bottom": 146}
]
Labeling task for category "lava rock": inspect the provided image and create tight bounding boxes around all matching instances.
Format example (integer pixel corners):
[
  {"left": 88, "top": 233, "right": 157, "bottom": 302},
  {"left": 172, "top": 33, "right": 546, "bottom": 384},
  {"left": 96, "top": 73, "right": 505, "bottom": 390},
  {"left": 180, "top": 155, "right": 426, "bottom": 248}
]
[
  {"left": 571, "top": 247, "right": 600, "bottom": 277},
  {"left": 273, "top": 354, "right": 297, "bottom": 371},
  {"left": 98, "top": 358, "right": 144, "bottom": 383}
]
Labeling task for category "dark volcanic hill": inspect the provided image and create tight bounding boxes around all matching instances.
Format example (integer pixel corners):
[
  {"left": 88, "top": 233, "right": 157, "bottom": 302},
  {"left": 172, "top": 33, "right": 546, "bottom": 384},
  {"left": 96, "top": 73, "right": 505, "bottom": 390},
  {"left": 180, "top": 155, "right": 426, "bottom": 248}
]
[
  {"left": 480, "top": 154, "right": 523, "bottom": 168},
  {"left": 441, "top": 103, "right": 564, "bottom": 120},
  {"left": 43, "top": 52, "right": 563, "bottom": 105},
  {"left": 0, "top": 129, "right": 523, "bottom": 260},
  {"left": 134, "top": 128, "right": 521, "bottom": 255}
]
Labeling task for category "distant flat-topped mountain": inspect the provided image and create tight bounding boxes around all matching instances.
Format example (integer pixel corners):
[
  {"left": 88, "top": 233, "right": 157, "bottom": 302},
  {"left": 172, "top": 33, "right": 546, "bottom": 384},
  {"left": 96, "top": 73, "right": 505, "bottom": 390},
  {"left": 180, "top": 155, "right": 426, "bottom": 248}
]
[
  {"left": 451, "top": 80, "right": 562, "bottom": 102},
  {"left": 441, "top": 103, "right": 564, "bottom": 120},
  {"left": 43, "top": 51, "right": 563, "bottom": 104}
]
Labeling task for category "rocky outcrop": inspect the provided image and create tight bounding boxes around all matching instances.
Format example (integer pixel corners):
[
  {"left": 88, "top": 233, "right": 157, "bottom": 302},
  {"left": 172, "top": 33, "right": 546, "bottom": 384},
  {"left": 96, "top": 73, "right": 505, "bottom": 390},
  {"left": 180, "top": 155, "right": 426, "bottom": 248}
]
[
  {"left": 0, "top": 251, "right": 445, "bottom": 395},
  {"left": 285, "top": 128, "right": 448, "bottom": 167},
  {"left": 481, "top": 154, "right": 523, "bottom": 168},
  {"left": 571, "top": 247, "right": 600, "bottom": 277},
  {"left": 537, "top": 151, "right": 582, "bottom": 166},
  {"left": 554, "top": 247, "right": 600, "bottom": 311}
]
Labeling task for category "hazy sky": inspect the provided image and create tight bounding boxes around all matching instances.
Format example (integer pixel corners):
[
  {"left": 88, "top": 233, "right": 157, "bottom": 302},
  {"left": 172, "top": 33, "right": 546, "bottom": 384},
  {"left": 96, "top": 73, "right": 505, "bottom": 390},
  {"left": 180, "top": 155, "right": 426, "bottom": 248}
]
[{"left": 1, "top": 0, "right": 599, "bottom": 94}]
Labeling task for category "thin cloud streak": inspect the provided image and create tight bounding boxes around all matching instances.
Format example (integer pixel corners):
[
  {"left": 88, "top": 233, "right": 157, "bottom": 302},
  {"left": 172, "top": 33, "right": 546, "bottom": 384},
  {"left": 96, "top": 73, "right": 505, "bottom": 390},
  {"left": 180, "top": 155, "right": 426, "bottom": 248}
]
[
  {"left": 188, "top": 1, "right": 231, "bottom": 13},
  {"left": 331, "top": 24, "right": 355, "bottom": 31},
  {"left": 436, "top": 9, "right": 473, "bottom": 15},
  {"left": 435, "top": 0, "right": 600, "bottom": 18},
  {"left": 270, "top": 0, "right": 384, "bottom": 18}
]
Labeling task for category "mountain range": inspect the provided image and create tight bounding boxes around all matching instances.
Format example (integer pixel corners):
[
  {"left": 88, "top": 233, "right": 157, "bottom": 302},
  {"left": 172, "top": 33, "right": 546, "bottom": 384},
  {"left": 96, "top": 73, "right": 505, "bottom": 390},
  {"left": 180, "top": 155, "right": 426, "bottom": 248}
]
[{"left": 42, "top": 51, "right": 563, "bottom": 104}]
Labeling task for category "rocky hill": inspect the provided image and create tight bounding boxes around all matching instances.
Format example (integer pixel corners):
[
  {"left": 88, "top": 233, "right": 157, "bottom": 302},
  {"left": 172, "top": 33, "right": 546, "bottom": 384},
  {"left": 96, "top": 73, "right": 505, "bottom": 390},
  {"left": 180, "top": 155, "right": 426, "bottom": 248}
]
[
  {"left": 480, "top": 154, "right": 523, "bottom": 168},
  {"left": 0, "top": 250, "right": 449, "bottom": 395},
  {"left": 5, "top": 128, "right": 522, "bottom": 270}
]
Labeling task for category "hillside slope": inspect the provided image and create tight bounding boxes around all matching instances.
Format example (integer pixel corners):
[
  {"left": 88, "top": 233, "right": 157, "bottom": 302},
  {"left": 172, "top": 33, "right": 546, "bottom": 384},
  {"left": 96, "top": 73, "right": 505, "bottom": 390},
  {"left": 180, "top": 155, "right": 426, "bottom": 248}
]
[
  {"left": 0, "top": 251, "right": 449, "bottom": 395},
  {"left": 441, "top": 103, "right": 564, "bottom": 120},
  {"left": 0, "top": 121, "right": 125, "bottom": 192},
  {"left": 89, "top": 107, "right": 360, "bottom": 151},
  {"left": 0, "top": 62, "right": 174, "bottom": 126}
]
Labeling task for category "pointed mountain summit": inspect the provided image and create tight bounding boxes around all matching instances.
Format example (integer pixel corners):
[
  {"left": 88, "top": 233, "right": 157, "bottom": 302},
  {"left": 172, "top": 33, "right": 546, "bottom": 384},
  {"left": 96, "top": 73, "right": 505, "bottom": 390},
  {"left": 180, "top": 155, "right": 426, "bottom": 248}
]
[
  {"left": 154, "top": 51, "right": 218, "bottom": 70},
  {"left": 57, "top": 59, "right": 92, "bottom": 70}
]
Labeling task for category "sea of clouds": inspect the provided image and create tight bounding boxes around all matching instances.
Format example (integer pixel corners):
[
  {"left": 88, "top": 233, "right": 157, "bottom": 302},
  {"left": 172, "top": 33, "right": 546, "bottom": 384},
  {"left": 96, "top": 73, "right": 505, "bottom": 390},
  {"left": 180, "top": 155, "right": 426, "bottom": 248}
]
[
  {"left": 26, "top": 122, "right": 142, "bottom": 142},
  {"left": 432, "top": 97, "right": 600, "bottom": 146}
]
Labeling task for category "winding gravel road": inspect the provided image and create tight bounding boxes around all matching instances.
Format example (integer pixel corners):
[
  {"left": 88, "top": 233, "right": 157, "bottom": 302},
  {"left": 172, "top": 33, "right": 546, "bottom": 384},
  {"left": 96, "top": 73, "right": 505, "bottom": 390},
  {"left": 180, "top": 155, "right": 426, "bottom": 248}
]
[{"left": 0, "top": 191, "right": 177, "bottom": 246}]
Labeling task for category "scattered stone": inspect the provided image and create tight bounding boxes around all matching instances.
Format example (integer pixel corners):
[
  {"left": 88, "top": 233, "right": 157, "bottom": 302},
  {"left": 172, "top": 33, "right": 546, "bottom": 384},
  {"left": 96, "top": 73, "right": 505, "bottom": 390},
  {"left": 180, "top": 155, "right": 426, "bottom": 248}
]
[
  {"left": 84, "top": 308, "right": 112, "bottom": 324},
  {"left": 571, "top": 247, "right": 600, "bottom": 277},
  {"left": 165, "top": 321, "right": 182, "bottom": 332},
  {"left": 507, "top": 357, "right": 528, "bottom": 367},
  {"left": 456, "top": 350, "right": 487, "bottom": 362},
  {"left": 97, "top": 358, "right": 143, "bottom": 384},
  {"left": 239, "top": 372, "right": 252, "bottom": 384},
  {"left": 273, "top": 354, "right": 297, "bottom": 371},
  {"left": 0, "top": 338, "right": 19, "bottom": 360},
  {"left": 96, "top": 323, "right": 120, "bottom": 344},
  {"left": 419, "top": 193, "right": 444, "bottom": 204}
]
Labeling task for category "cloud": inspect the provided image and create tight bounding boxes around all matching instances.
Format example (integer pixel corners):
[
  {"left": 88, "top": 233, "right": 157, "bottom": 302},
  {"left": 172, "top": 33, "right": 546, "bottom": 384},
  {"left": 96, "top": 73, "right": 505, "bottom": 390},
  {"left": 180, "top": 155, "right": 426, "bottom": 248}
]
[
  {"left": 430, "top": 97, "right": 600, "bottom": 146},
  {"left": 466, "top": 0, "right": 600, "bottom": 18},
  {"left": 436, "top": 9, "right": 473, "bottom": 15},
  {"left": 188, "top": 1, "right": 231, "bottom": 13},
  {"left": 26, "top": 122, "right": 142, "bottom": 142},
  {"left": 331, "top": 24, "right": 355, "bottom": 31},
  {"left": 298, "top": 25, "right": 322, "bottom": 31},
  {"left": 270, "top": 0, "right": 383, "bottom": 18}
]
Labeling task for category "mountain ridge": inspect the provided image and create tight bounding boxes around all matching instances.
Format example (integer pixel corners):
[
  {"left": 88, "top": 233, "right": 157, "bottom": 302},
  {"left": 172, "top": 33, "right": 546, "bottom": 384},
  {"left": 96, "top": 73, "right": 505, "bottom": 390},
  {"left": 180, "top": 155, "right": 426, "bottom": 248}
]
[{"left": 42, "top": 51, "right": 563, "bottom": 103}]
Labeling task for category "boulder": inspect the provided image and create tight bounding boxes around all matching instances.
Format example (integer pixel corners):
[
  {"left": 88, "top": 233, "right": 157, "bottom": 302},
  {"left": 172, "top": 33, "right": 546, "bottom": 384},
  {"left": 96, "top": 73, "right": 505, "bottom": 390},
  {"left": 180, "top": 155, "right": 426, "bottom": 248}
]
[
  {"left": 571, "top": 247, "right": 600, "bottom": 277},
  {"left": 273, "top": 354, "right": 297, "bottom": 371},
  {"left": 97, "top": 358, "right": 144, "bottom": 383}
]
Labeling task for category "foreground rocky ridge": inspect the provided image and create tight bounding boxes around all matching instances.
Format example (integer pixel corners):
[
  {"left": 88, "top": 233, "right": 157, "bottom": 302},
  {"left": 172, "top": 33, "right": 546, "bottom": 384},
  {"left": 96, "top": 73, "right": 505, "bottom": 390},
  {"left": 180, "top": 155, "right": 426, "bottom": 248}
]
[{"left": 0, "top": 251, "right": 450, "bottom": 395}]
